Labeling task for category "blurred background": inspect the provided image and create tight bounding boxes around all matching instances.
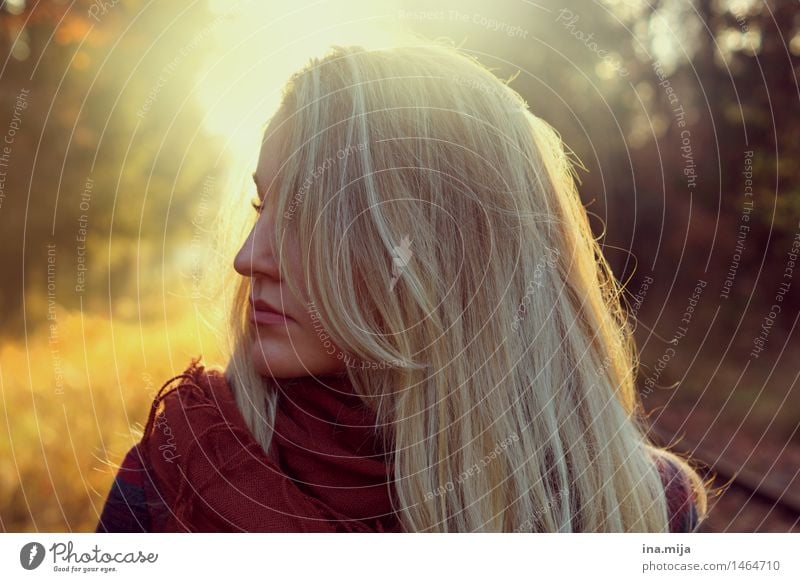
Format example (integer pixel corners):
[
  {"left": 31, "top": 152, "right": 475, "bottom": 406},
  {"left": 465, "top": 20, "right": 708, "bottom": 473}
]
[{"left": 0, "top": 0, "right": 797, "bottom": 532}]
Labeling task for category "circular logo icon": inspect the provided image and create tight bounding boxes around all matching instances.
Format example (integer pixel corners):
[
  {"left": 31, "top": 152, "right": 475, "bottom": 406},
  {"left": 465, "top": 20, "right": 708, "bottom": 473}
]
[{"left": 20, "top": 542, "right": 46, "bottom": 570}]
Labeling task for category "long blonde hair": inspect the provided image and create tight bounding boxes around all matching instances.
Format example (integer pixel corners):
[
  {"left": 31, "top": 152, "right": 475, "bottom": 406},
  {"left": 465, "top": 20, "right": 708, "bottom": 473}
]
[{"left": 222, "top": 43, "right": 707, "bottom": 532}]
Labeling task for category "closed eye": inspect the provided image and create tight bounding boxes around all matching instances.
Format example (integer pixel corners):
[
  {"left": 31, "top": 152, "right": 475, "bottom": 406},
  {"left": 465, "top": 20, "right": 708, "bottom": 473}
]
[
  {"left": 251, "top": 196, "right": 265, "bottom": 213},
  {"left": 251, "top": 171, "right": 267, "bottom": 214}
]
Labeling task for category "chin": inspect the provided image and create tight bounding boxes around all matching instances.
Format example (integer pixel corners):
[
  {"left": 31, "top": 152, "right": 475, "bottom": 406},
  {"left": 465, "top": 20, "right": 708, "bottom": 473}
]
[
  {"left": 250, "top": 338, "right": 346, "bottom": 379},
  {"left": 250, "top": 342, "right": 302, "bottom": 378}
]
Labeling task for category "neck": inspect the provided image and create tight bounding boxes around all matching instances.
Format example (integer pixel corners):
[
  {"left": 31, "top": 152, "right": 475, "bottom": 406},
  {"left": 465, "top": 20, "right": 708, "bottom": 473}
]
[{"left": 271, "top": 374, "right": 396, "bottom": 523}]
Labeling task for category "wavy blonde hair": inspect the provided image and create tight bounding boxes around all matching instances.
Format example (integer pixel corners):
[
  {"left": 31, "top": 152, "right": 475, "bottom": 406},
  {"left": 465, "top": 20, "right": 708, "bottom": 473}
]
[{"left": 222, "top": 43, "right": 707, "bottom": 532}]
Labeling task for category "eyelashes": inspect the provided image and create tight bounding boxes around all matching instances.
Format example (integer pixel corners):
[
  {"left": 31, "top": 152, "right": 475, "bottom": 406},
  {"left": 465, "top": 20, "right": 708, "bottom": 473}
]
[{"left": 250, "top": 196, "right": 265, "bottom": 214}]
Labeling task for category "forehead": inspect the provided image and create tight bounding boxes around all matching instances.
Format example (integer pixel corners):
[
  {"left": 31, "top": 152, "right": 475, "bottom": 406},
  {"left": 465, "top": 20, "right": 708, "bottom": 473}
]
[{"left": 254, "top": 111, "right": 289, "bottom": 190}]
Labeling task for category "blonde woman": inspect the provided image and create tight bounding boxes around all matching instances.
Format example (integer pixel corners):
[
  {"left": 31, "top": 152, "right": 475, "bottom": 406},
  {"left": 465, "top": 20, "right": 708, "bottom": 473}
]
[{"left": 96, "top": 44, "right": 707, "bottom": 532}]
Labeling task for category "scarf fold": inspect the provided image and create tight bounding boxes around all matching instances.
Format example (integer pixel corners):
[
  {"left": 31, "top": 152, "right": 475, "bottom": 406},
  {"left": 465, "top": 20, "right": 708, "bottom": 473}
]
[{"left": 140, "top": 358, "right": 400, "bottom": 532}]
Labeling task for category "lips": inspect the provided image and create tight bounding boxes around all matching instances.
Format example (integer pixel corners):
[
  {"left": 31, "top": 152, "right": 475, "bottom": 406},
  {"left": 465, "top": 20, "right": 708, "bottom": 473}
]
[{"left": 249, "top": 298, "right": 294, "bottom": 326}]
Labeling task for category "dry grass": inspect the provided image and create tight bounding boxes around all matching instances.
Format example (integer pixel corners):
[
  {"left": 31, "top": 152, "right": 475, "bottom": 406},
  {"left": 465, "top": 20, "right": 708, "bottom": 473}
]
[{"left": 0, "top": 299, "right": 225, "bottom": 532}]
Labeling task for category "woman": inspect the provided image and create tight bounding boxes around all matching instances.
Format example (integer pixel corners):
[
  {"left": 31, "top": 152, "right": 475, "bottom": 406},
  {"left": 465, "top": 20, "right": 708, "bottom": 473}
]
[{"left": 96, "top": 43, "right": 707, "bottom": 532}]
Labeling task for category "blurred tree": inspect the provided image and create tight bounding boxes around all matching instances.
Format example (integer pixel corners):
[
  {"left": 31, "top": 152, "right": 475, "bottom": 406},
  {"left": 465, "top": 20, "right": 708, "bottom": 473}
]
[{"left": 0, "top": 0, "right": 225, "bottom": 337}]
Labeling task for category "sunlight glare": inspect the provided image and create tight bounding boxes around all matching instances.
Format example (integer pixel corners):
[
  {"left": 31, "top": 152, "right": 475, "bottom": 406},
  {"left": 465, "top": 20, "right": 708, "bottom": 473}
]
[{"left": 198, "top": 0, "right": 411, "bottom": 167}]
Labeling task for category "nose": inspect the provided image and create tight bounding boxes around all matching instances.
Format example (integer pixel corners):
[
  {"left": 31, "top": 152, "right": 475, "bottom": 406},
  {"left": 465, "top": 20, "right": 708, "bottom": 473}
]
[{"left": 233, "top": 216, "right": 281, "bottom": 280}]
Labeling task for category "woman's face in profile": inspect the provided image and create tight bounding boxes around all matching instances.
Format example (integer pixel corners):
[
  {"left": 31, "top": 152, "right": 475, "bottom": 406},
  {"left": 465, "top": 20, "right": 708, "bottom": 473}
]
[{"left": 233, "top": 116, "right": 347, "bottom": 379}]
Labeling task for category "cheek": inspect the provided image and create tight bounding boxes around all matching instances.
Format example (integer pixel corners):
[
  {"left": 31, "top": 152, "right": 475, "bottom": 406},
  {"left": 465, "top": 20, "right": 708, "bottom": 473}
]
[
  {"left": 279, "top": 240, "right": 310, "bottom": 299},
  {"left": 250, "top": 320, "right": 346, "bottom": 378}
]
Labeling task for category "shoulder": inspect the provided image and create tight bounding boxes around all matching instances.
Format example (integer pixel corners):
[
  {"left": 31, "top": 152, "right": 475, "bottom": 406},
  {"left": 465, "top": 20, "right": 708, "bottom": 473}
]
[
  {"left": 96, "top": 357, "right": 235, "bottom": 532},
  {"left": 143, "top": 357, "right": 236, "bottom": 443},
  {"left": 654, "top": 454, "right": 701, "bottom": 533},
  {"left": 137, "top": 358, "right": 268, "bottom": 509},
  {"left": 95, "top": 443, "right": 158, "bottom": 532},
  {"left": 151, "top": 357, "right": 230, "bottom": 407},
  {"left": 141, "top": 356, "right": 245, "bottom": 464}
]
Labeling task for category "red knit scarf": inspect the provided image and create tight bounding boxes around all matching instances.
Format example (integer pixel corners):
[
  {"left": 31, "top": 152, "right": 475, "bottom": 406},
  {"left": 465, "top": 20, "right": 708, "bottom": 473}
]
[
  {"left": 137, "top": 359, "right": 696, "bottom": 532},
  {"left": 139, "top": 359, "right": 401, "bottom": 532}
]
